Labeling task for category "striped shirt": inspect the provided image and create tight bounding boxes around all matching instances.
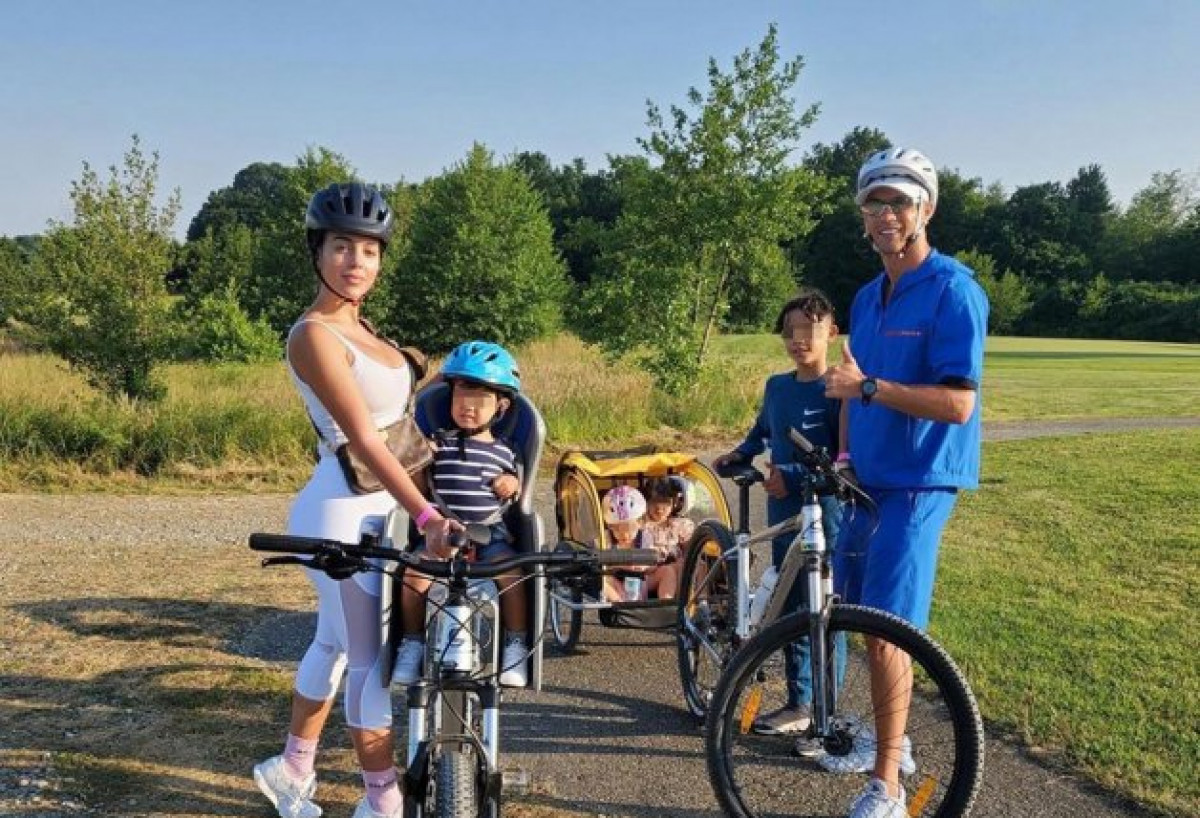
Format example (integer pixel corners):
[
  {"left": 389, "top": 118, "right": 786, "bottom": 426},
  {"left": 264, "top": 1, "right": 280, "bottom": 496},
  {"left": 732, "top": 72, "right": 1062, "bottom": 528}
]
[{"left": 431, "top": 432, "right": 518, "bottom": 523}]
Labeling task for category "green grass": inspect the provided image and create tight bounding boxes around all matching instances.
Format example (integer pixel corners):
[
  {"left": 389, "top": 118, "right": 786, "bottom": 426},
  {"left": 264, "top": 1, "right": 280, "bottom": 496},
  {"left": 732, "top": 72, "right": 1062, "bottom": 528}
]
[
  {"left": 935, "top": 429, "right": 1199, "bottom": 816},
  {"left": 709, "top": 333, "right": 1200, "bottom": 423}
]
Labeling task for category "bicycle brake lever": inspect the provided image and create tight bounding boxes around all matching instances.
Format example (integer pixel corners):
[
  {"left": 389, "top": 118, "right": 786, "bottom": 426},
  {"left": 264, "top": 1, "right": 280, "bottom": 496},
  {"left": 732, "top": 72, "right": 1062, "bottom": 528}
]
[{"left": 261, "top": 555, "right": 311, "bottom": 568}]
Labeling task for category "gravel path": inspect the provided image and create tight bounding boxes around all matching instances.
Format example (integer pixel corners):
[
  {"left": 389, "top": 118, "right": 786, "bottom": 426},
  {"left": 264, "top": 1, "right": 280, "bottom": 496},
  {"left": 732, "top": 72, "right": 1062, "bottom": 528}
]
[{"left": 2, "top": 417, "right": 1194, "bottom": 817}]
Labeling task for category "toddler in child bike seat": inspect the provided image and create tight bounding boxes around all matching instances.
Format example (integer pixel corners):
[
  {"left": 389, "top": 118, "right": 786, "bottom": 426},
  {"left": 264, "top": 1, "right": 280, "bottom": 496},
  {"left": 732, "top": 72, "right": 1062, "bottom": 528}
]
[{"left": 393, "top": 341, "right": 531, "bottom": 688}]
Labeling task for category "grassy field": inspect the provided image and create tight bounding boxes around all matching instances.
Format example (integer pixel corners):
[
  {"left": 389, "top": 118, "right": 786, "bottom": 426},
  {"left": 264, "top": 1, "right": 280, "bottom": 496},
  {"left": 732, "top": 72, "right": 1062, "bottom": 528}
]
[
  {"left": 2, "top": 334, "right": 1198, "bottom": 490},
  {"left": 934, "top": 429, "right": 1199, "bottom": 816}
]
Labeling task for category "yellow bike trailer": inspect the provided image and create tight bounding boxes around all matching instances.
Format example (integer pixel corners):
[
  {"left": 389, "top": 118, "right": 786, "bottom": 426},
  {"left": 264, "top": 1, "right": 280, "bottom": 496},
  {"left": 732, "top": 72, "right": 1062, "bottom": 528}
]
[{"left": 548, "top": 445, "right": 731, "bottom": 651}]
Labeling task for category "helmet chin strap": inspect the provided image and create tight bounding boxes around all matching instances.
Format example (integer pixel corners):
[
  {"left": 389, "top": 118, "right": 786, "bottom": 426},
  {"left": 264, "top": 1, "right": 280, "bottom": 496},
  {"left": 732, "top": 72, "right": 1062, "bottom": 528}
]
[{"left": 315, "top": 269, "right": 364, "bottom": 308}]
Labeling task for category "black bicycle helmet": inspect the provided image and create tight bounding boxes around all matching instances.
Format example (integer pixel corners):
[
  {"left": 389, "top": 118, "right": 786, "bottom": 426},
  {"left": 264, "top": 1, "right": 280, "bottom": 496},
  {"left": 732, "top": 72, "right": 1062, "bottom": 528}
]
[{"left": 305, "top": 182, "right": 395, "bottom": 249}]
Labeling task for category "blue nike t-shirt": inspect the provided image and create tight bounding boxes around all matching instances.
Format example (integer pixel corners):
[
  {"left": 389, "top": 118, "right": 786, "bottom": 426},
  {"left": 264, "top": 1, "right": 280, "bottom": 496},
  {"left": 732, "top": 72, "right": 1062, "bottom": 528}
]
[
  {"left": 734, "top": 372, "right": 839, "bottom": 525},
  {"left": 847, "top": 250, "right": 989, "bottom": 490}
]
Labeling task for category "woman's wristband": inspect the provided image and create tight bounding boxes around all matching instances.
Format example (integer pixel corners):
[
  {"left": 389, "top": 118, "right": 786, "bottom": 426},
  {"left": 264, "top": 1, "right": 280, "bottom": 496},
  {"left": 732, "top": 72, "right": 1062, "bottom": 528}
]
[{"left": 414, "top": 504, "right": 438, "bottom": 532}]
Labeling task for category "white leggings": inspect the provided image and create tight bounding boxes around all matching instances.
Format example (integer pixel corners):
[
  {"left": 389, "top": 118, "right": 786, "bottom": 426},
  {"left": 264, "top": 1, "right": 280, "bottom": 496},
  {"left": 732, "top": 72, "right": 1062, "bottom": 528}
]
[{"left": 288, "top": 456, "right": 397, "bottom": 729}]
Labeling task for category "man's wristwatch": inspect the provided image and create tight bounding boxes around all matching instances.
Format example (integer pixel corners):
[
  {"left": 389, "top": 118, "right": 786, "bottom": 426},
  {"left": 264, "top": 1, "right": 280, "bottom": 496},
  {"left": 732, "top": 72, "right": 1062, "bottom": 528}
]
[{"left": 860, "top": 376, "right": 878, "bottom": 406}]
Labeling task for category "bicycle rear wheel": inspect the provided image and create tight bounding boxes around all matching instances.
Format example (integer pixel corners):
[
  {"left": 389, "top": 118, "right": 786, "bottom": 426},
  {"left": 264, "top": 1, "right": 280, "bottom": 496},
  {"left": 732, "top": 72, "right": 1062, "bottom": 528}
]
[
  {"left": 706, "top": 604, "right": 983, "bottom": 818},
  {"left": 548, "top": 578, "right": 583, "bottom": 653},
  {"left": 677, "top": 520, "right": 739, "bottom": 719}
]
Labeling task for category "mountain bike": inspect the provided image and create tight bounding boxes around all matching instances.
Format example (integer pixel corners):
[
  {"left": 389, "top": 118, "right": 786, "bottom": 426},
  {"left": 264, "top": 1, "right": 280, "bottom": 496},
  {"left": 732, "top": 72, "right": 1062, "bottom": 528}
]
[
  {"left": 250, "top": 523, "right": 654, "bottom": 818},
  {"left": 694, "top": 429, "right": 984, "bottom": 818}
]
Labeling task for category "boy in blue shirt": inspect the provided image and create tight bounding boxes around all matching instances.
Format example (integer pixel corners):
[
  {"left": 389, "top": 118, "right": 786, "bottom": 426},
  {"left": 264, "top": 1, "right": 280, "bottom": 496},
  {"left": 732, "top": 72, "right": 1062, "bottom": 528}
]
[{"left": 714, "top": 288, "right": 843, "bottom": 738}]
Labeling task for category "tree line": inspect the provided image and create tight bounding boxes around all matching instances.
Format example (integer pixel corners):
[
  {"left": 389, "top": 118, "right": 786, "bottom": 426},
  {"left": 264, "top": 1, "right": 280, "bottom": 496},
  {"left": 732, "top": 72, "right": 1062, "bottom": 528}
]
[{"left": 1, "top": 26, "right": 1196, "bottom": 402}]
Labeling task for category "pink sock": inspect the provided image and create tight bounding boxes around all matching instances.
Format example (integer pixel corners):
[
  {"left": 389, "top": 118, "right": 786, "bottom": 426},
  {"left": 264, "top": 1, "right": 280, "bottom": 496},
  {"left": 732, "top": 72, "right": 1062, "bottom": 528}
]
[
  {"left": 363, "top": 767, "right": 402, "bottom": 815},
  {"left": 282, "top": 733, "right": 318, "bottom": 780}
]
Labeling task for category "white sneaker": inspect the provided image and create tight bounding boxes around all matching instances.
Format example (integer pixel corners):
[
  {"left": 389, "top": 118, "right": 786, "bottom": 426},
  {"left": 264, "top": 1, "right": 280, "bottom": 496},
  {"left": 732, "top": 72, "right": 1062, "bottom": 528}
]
[
  {"left": 351, "top": 795, "right": 403, "bottom": 818},
  {"left": 818, "top": 724, "right": 915, "bottom": 776},
  {"left": 847, "top": 777, "right": 906, "bottom": 818},
  {"left": 392, "top": 637, "right": 425, "bottom": 685},
  {"left": 498, "top": 637, "right": 528, "bottom": 687},
  {"left": 253, "top": 755, "right": 321, "bottom": 818}
]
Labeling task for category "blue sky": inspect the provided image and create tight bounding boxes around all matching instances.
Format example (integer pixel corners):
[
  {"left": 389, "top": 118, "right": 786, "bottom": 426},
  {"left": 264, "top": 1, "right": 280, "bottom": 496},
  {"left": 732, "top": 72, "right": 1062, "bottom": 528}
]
[{"left": 3, "top": 1, "right": 1198, "bottom": 238}]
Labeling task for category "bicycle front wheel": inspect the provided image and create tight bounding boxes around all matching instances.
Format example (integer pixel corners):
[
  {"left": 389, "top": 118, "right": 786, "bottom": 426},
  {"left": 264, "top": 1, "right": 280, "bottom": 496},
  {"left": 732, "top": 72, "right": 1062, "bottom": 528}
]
[
  {"left": 677, "top": 520, "right": 739, "bottom": 720},
  {"left": 706, "top": 604, "right": 984, "bottom": 818},
  {"left": 435, "top": 744, "right": 480, "bottom": 818}
]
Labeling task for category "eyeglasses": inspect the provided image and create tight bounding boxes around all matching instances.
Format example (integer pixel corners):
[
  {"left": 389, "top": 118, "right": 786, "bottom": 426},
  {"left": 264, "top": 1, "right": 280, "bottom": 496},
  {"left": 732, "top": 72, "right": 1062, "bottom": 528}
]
[
  {"left": 860, "top": 196, "right": 916, "bottom": 218},
  {"left": 781, "top": 322, "right": 831, "bottom": 341}
]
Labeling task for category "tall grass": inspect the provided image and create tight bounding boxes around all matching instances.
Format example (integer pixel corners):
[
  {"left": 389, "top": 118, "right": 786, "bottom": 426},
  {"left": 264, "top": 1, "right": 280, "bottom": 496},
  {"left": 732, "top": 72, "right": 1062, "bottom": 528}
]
[{"left": 2, "top": 334, "right": 1198, "bottom": 489}]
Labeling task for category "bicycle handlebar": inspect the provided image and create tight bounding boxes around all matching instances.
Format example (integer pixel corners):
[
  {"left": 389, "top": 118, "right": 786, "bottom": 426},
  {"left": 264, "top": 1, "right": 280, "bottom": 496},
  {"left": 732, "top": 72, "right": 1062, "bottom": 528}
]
[
  {"left": 786, "top": 427, "right": 873, "bottom": 507},
  {"left": 249, "top": 531, "right": 657, "bottom": 580}
]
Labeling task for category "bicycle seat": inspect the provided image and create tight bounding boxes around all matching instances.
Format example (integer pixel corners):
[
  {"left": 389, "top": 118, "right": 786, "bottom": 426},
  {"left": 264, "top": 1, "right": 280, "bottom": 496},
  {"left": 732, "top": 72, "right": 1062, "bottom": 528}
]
[{"left": 715, "top": 461, "right": 764, "bottom": 487}]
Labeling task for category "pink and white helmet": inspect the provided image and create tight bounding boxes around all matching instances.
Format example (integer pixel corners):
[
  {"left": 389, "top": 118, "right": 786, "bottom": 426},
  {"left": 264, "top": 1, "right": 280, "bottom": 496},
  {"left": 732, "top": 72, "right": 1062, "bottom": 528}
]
[{"left": 603, "top": 485, "right": 647, "bottom": 524}]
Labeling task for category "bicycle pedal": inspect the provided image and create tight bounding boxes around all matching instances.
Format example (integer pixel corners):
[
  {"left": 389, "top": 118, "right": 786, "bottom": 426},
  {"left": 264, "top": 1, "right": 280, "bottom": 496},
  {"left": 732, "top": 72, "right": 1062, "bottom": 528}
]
[{"left": 502, "top": 768, "right": 531, "bottom": 795}]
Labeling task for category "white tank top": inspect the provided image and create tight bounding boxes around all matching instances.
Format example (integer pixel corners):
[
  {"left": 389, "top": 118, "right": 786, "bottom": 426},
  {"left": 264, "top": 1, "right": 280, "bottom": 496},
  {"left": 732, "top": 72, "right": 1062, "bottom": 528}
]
[{"left": 287, "top": 319, "right": 413, "bottom": 456}]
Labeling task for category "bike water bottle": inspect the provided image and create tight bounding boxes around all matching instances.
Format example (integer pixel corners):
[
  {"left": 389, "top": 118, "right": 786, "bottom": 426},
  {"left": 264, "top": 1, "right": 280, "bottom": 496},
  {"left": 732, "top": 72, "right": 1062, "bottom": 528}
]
[
  {"left": 439, "top": 599, "right": 479, "bottom": 672},
  {"left": 623, "top": 572, "right": 644, "bottom": 601},
  {"left": 748, "top": 565, "right": 777, "bottom": 627},
  {"left": 801, "top": 502, "right": 823, "bottom": 551}
]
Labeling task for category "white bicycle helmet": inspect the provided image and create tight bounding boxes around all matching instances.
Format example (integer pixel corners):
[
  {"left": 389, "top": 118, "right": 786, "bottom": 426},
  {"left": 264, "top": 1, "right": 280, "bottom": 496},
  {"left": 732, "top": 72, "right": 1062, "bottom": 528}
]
[
  {"left": 856, "top": 147, "right": 938, "bottom": 208},
  {"left": 603, "top": 485, "right": 647, "bottom": 524}
]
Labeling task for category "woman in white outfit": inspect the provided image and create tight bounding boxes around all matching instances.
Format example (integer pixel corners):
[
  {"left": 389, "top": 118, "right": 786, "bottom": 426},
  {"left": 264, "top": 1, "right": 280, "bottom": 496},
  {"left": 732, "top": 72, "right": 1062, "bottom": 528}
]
[{"left": 253, "top": 182, "right": 456, "bottom": 818}]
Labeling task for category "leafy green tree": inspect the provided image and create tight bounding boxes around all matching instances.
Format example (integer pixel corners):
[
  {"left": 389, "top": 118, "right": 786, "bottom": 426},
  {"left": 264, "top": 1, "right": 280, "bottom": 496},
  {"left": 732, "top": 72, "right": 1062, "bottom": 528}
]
[
  {"left": 26, "top": 136, "right": 180, "bottom": 401},
  {"left": 0, "top": 238, "right": 26, "bottom": 326},
  {"left": 513, "top": 151, "right": 622, "bottom": 287},
  {"left": 957, "top": 248, "right": 1029, "bottom": 334},
  {"left": 389, "top": 144, "right": 567, "bottom": 354},
  {"left": 1103, "top": 170, "right": 1198, "bottom": 283},
  {"left": 995, "top": 182, "right": 1089, "bottom": 282},
  {"left": 186, "top": 162, "right": 291, "bottom": 243},
  {"left": 579, "top": 25, "right": 826, "bottom": 391},
  {"left": 1066, "top": 164, "right": 1115, "bottom": 267},
  {"left": 179, "top": 222, "right": 257, "bottom": 311},
  {"left": 171, "top": 281, "right": 282, "bottom": 363},
  {"left": 931, "top": 170, "right": 1005, "bottom": 258}
]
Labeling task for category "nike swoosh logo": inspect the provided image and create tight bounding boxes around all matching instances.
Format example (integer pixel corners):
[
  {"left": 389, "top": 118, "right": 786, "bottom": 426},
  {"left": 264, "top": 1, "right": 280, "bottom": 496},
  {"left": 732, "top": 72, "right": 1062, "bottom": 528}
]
[
  {"left": 802, "top": 421, "right": 822, "bottom": 430},
  {"left": 803, "top": 408, "right": 822, "bottom": 416}
]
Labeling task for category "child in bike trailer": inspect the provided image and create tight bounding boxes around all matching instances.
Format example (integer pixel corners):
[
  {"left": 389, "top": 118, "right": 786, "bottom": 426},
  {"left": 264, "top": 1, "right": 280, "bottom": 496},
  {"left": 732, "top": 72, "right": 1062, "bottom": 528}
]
[
  {"left": 599, "top": 485, "right": 667, "bottom": 602},
  {"left": 713, "top": 288, "right": 844, "bottom": 740},
  {"left": 392, "top": 341, "right": 531, "bottom": 688},
  {"left": 640, "top": 476, "right": 696, "bottom": 599}
]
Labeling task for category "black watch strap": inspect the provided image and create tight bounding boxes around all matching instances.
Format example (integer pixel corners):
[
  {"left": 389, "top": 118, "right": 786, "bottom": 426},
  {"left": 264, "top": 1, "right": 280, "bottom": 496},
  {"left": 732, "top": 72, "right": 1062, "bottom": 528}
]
[{"left": 861, "top": 376, "right": 878, "bottom": 406}]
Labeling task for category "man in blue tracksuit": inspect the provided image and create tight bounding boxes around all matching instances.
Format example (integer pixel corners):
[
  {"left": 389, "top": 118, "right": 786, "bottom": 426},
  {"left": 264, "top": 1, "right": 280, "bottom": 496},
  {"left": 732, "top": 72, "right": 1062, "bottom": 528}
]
[{"left": 823, "top": 147, "right": 989, "bottom": 818}]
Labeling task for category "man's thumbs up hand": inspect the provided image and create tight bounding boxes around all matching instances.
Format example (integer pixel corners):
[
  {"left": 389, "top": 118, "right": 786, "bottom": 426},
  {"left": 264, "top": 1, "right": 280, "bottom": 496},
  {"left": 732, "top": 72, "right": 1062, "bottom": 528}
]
[{"left": 825, "top": 337, "right": 865, "bottom": 401}]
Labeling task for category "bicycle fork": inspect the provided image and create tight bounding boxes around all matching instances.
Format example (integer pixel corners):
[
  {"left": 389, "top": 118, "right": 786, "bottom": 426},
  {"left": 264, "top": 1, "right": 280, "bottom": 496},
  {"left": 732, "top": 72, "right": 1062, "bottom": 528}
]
[{"left": 754, "top": 494, "right": 840, "bottom": 733}]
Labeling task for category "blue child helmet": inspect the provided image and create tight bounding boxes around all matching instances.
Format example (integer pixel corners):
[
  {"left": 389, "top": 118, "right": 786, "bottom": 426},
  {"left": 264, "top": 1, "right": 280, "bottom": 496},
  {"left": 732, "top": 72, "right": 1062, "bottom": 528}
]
[{"left": 441, "top": 341, "right": 521, "bottom": 395}]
